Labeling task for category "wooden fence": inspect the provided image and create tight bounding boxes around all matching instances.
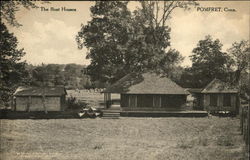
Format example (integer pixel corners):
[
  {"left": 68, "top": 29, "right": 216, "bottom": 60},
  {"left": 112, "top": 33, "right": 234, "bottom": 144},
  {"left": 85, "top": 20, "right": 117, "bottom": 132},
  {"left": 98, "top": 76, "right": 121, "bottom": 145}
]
[{"left": 240, "top": 103, "right": 249, "bottom": 153}]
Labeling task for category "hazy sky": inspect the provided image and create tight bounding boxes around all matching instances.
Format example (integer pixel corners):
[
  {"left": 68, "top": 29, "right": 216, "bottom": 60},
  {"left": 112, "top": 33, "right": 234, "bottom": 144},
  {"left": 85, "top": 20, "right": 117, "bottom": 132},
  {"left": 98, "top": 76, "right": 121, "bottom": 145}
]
[{"left": 7, "top": 1, "right": 250, "bottom": 66}]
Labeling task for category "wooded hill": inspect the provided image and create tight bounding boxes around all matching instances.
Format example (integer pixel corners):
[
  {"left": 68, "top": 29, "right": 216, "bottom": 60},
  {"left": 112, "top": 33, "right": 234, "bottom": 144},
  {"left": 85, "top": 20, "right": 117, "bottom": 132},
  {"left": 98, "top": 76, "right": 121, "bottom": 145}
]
[{"left": 24, "top": 63, "right": 107, "bottom": 89}]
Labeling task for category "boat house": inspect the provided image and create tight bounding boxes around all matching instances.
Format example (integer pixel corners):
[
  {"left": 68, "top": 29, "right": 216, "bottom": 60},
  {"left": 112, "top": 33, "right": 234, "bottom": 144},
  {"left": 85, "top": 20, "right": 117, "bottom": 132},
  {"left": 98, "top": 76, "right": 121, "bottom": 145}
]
[
  {"left": 13, "top": 86, "right": 67, "bottom": 112},
  {"left": 188, "top": 79, "right": 239, "bottom": 113},
  {"left": 103, "top": 72, "right": 189, "bottom": 111}
]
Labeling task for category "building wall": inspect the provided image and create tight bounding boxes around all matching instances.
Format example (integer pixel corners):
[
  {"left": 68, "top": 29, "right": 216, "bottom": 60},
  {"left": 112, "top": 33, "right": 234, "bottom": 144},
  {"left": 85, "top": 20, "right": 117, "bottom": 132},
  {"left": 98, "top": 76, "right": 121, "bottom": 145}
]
[
  {"left": 44, "top": 97, "right": 61, "bottom": 111},
  {"left": 121, "top": 94, "right": 186, "bottom": 111},
  {"left": 30, "top": 97, "right": 44, "bottom": 111},
  {"left": 15, "top": 96, "right": 62, "bottom": 111},
  {"left": 203, "top": 93, "right": 238, "bottom": 112},
  {"left": 161, "top": 95, "right": 186, "bottom": 108},
  {"left": 15, "top": 97, "right": 28, "bottom": 111},
  {"left": 60, "top": 95, "right": 66, "bottom": 111}
]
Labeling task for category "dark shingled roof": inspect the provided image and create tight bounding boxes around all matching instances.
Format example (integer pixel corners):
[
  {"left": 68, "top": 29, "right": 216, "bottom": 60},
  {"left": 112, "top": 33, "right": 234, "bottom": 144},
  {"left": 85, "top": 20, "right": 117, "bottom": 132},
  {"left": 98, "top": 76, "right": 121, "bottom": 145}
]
[
  {"left": 14, "top": 86, "right": 67, "bottom": 96},
  {"left": 201, "top": 79, "right": 238, "bottom": 93},
  {"left": 103, "top": 72, "right": 188, "bottom": 95}
]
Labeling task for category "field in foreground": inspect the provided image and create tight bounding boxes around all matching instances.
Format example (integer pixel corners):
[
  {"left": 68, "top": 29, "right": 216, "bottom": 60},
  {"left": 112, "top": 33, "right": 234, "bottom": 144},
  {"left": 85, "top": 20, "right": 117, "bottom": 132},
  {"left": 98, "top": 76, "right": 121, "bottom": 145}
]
[{"left": 0, "top": 117, "right": 247, "bottom": 160}]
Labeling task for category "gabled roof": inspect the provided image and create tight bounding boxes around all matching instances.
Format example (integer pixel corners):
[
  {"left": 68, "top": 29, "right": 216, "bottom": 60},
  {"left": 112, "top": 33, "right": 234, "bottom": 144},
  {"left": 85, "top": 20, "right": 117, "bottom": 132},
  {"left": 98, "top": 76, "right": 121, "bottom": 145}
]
[
  {"left": 103, "top": 72, "right": 188, "bottom": 95},
  {"left": 14, "top": 86, "right": 67, "bottom": 96},
  {"left": 201, "top": 79, "right": 238, "bottom": 93}
]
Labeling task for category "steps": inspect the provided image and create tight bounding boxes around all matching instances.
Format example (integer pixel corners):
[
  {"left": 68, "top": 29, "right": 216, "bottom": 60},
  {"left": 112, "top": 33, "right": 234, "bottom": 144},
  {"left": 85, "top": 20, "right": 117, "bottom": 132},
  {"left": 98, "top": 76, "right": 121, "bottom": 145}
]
[{"left": 102, "top": 108, "right": 120, "bottom": 119}]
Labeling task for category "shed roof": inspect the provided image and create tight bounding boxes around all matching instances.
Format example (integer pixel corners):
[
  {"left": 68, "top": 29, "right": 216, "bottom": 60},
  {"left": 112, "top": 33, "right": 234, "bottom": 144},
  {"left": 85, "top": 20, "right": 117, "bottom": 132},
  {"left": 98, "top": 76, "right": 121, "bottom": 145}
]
[
  {"left": 14, "top": 86, "right": 67, "bottom": 96},
  {"left": 201, "top": 79, "right": 238, "bottom": 93},
  {"left": 103, "top": 72, "right": 188, "bottom": 95}
]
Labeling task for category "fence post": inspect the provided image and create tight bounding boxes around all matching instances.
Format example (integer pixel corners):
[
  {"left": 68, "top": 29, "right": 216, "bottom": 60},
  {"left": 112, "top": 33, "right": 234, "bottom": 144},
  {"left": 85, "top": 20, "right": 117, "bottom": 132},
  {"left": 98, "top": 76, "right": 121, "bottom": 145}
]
[
  {"left": 247, "top": 104, "right": 249, "bottom": 148},
  {"left": 243, "top": 110, "right": 246, "bottom": 141},
  {"left": 240, "top": 106, "right": 243, "bottom": 134}
]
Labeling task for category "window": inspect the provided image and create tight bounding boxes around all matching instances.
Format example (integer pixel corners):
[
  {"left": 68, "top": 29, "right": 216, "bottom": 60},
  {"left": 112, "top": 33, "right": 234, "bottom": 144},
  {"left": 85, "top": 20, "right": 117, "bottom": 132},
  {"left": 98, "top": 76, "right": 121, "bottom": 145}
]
[
  {"left": 137, "top": 95, "right": 152, "bottom": 108},
  {"left": 129, "top": 95, "right": 137, "bottom": 108},
  {"left": 223, "top": 94, "right": 231, "bottom": 106},
  {"left": 153, "top": 96, "right": 161, "bottom": 108},
  {"left": 210, "top": 94, "right": 218, "bottom": 106}
]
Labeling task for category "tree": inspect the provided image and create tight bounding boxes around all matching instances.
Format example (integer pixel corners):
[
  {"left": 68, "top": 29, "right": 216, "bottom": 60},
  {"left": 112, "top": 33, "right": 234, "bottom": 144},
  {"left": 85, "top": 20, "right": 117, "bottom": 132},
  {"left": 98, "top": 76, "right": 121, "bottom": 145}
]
[
  {"left": 29, "top": 63, "right": 93, "bottom": 89},
  {"left": 0, "top": 1, "right": 46, "bottom": 107},
  {"left": 189, "top": 35, "right": 233, "bottom": 88},
  {"left": 228, "top": 40, "right": 250, "bottom": 84},
  {"left": 84, "top": 78, "right": 92, "bottom": 89},
  {"left": 178, "top": 67, "right": 200, "bottom": 88},
  {"left": 157, "top": 49, "right": 184, "bottom": 77},
  {"left": 0, "top": 1, "right": 42, "bottom": 27},
  {"left": 64, "top": 64, "right": 87, "bottom": 89},
  {"left": 76, "top": 1, "right": 132, "bottom": 83},
  {"left": 31, "top": 64, "right": 67, "bottom": 87},
  {"left": 228, "top": 40, "right": 250, "bottom": 98},
  {"left": 92, "top": 80, "right": 107, "bottom": 89},
  {"left": 136, "top": 1, "right": 198, "bottom": 28},
  {"left": 0, "top": 22, "right": 28, "bottom": 104},
  {"left": 76, "top": 1, "right": 195, "bottom": 84}
]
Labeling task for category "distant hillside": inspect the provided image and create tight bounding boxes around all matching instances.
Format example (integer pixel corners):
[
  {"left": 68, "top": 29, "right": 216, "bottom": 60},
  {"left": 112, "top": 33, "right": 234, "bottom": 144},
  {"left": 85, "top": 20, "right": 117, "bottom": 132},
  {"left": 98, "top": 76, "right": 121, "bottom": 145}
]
[{"left": 25, "top": 63, "right": 106, "bottom": 89}]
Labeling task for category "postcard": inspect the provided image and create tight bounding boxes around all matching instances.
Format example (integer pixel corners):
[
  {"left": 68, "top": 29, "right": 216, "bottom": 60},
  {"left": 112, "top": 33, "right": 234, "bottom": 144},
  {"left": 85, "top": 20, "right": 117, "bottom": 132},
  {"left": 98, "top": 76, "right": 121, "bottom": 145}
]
[{"left": 0, "top": 1, "right": 249, "bottom": 160}]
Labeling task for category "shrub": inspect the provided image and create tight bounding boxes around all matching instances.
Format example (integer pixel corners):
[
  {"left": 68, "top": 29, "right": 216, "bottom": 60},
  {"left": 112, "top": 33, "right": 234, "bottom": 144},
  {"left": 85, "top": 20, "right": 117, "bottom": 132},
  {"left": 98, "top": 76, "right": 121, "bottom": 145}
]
[{"left": 67, "top": 96, "right": 87, "bottom": 110}]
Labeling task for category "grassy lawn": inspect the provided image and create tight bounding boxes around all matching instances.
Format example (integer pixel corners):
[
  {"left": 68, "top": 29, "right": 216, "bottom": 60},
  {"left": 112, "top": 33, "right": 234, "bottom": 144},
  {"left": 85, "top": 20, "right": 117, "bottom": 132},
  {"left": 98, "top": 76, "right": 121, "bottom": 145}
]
[{"left": 0, "top": 117, "right": 246, "bottom": 160}]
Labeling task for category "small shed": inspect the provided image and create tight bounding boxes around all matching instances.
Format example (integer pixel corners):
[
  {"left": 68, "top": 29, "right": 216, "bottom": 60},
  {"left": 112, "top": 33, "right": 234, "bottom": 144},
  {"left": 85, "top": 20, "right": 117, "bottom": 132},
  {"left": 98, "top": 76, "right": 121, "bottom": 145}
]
[
  {"left": 201, "top": 79, "right": 239, "bottom": 113},
  {"left": 13, "top": 86, "right": 67, "bottom": 112},
  {"left": 103, "top": 72, "right": 189, "bottom": 111},
  {"left": 188, "top": 79, "right": 239, "bottom": 112}
]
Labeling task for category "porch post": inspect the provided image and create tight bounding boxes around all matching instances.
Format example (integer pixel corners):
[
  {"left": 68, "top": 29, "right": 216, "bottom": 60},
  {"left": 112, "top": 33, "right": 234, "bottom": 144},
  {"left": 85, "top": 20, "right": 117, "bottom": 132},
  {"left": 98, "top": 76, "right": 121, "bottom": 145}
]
[
  {"left": 107, "top": 93, "right": 111, "bottom": 108},
  {"left": 104, "top": 93, "right": 112, "bottom": 109},
  {"left": 104, "top": 93, "right": 107, "bottom": 108},
  {"left": 42, "top": 94, "right": 47, "bottom": 114},
  {"left": 109, "top": 93, "right": 112, "bottom": 108},
  {"left": 28, "top": 96, "right": 31, "bottom": 112},
  {"left": 11, "top": 96, "right": 14, "bottom": 111}
]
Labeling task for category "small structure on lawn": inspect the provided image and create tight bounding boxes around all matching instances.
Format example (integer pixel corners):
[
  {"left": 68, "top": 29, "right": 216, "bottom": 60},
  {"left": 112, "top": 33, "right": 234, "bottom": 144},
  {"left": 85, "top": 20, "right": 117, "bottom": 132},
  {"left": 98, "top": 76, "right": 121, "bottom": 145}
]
[
  {"left": 103, "top": 72, "right": 189, "bottom": 111},
  {"left": 188, "top": 79, "right": 239, "bottom": 113},
  {"left": 13, "top": 86, "right": 67, "bottom": 112}
]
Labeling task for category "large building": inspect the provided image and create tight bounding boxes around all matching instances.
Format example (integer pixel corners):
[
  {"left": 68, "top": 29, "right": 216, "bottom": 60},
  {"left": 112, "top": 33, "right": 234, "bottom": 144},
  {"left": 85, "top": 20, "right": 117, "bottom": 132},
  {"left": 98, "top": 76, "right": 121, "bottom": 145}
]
[
  {"left": 13, "top": 86, "right": 67, "bottom": 112},
  {"left": 103, "top": 72, "right": 189, "bottom": 111}
]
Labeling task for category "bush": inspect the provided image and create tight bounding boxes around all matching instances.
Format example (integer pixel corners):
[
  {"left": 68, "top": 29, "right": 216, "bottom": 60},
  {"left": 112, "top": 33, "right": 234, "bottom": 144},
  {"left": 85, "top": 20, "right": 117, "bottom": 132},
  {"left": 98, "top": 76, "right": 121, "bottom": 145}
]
[{"left": 67, "top": 96, "right": 87, "bottom": 110}]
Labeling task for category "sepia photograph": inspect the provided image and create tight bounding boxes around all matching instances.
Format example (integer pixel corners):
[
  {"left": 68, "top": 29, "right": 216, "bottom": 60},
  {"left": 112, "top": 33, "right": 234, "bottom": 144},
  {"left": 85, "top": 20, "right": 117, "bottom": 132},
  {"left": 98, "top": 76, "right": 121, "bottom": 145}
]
[{"left": 0, "top": 0, "right": 249, "bottom": 160}]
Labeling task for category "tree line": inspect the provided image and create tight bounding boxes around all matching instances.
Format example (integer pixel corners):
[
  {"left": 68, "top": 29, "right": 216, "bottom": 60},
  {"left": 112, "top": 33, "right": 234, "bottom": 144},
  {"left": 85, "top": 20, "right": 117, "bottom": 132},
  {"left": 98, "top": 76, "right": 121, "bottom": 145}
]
[
  {"left": 76, "top": 1, "right": 249, "bottom": 94},
  {"left": 1, "top": 1, "right": 249, "bottom": 105},
  {"left": 26, "top": 63, "right": 88, "bottom": 88},
  {"left": 26, "top": 63, "right": 107, "bottom": 89}
]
